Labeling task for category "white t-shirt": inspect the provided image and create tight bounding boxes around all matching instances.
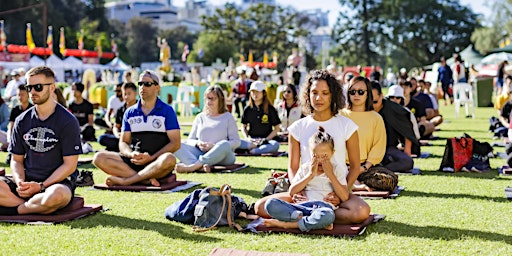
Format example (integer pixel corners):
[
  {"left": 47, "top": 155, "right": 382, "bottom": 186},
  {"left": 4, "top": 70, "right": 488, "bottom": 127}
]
[
  {"left": 288, "top": 114, "right": 358, "bottom": 173},
  {"left": 107, "top": 95, "right": 124, "bottom": 114},
  {"left": 292, "top": 161, "right": 347, "bottom": 202}
]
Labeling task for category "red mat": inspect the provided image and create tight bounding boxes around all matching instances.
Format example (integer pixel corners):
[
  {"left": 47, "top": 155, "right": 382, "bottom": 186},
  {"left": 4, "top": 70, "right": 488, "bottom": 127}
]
[
  {"left": 251, "top": 214, "right": 380, "bottom": 237},
  {"left": 209, "top": 248, "right": 309, "bottom": 256},
  {"left": 235, "top": 151, "right": 288, "bottom": 157},
  {"left": 209, "top": 163, "right": 248, "bottom": 173},
  {"left": 93, "top": 173, "right": 187, "bottom": 192},
  {"left": 0, "top": 197, "right": 102, "bottom": 224}
]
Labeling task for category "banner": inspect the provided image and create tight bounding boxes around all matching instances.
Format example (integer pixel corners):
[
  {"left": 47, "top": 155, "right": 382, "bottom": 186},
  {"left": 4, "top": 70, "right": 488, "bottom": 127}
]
[
  {"left": 26, "top": 23, "right": 36, "bottom": 52},
  {"left": 59, "top": 27, "right": 65, "bottom": 55}
]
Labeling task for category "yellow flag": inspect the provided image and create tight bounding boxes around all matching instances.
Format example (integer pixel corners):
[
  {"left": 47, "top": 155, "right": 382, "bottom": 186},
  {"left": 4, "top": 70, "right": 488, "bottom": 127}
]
[
  {"left": 248, "top": 50, "right": 253, "bottom": 65},
  {"left": 78, "top": 29, "right": 84, "bottom": 50},
  {"left": 47, "top": 26, "right": 53, "bottom": 49},
  {"left": 26, "top": 23, "right": 36, "bottom": 52},
  {"left": 263, "top": 51, "right": 268, "bottom": 66},
  {"left": 96, "top": 37, "right": 102, "bottom": 58},
  {"left": 59, "top": 27, "right": 65, "bottom": 55},
  {"left": 506, "top": 37, "right": 511, "bottom": 46}
]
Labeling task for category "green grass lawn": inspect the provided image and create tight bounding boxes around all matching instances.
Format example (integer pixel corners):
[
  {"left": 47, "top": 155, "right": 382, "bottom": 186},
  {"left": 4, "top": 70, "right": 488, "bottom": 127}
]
[{"left": 1, "top": 104, "right": 511, "bottom": 255}]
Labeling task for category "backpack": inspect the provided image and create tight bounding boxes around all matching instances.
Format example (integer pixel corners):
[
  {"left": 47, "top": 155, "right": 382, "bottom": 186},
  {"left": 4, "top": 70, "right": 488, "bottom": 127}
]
[
  {"left": 165, "top": 184, "right": 245, "bottom": 232},
  {"left": 358, "top": 166, "right": 398, "bottom": 192}
]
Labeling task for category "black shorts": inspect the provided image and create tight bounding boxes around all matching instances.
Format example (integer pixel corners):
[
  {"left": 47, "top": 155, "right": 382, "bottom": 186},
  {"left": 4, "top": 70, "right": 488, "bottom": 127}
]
[
  {"left": 120, "top": 154, "right": 149, "bottom": 172},
  {"left": 0, "top": 175, "right": 76, "bottom": 199}
]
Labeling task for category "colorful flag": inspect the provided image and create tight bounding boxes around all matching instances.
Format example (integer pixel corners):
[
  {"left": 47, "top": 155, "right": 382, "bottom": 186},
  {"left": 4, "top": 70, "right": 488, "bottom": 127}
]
[
  {"left": 46, "top": 25, "right": 53, "bottom": 50},
  {"left": 263, "top": 51, "right": 268, "bottom": 66},
  {"left": 0, "top": 20, "right": 6, "bottom": 52},
  {"left": 96, "top": 37, "right": 102, "bottom": 58},
  {"left": 59, "top": 27, "right": 65, "bottom": 55},
  {"left": 26, "top": 23, "right": 36, "bottom": 52},
  {"left": 181, "top": 44, "right": 189, "bottom": 62},
  {"left": 272, "top": 51, "right": 278, "bottom": 63},
  {"left": 78, "top": 29, "right": 84, "bottom": 50},
  {"left": 111, "top": 38, "right": 117, "bottom": 56},
  {"left": 248, "top": 50, "right": 253, "bottom": 65}
]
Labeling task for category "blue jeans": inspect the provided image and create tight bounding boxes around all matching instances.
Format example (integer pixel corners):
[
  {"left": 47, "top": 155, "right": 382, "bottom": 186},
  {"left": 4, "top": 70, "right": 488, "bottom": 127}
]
[
  {"left": 98, "top": 134, "right": 119, "bottom": 152},
  {"left": 174, "top": 140, "right": 236, "bottom": 166},
  {"left": 264, "top": 198, "right": 335, "bottom": 232},
  {"left": 238, "top": 139, "right": 280, "bottom": 154}
]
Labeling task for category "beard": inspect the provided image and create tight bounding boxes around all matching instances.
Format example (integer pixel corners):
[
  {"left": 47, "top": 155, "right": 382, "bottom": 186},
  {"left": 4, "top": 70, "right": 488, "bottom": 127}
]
[{"left": 31, "top": 90, "right": 51, "bottom": 105}]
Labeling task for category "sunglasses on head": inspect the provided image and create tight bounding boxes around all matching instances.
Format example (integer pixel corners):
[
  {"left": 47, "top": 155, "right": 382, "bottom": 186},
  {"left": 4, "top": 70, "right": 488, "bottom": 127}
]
[
  {"left": 348, "top": 89, "right": 367, "bottom": 96},
  {"left": 25, "top": 83, "right": 52, "bottom": 92},
  {"left": 138, "top": 81, "right": 157, "bottom": 87}
]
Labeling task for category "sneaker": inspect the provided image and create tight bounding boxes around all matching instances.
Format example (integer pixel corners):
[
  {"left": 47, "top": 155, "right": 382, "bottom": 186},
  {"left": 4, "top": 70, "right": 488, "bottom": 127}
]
[
  {"left": 76, "top": 170, "right": 94, "bottom": 187},
  {"left": 261, "top": 178, "right": 277, "bottom": 196},
  {"left": 5, "top": 153, "right": 11, "bottom": 165},
  {"left": 273, "top": 178, "right": 290, "bottom": 193},
  {"left": 82, "top": 142, "right": 94, "bottom": 154}
]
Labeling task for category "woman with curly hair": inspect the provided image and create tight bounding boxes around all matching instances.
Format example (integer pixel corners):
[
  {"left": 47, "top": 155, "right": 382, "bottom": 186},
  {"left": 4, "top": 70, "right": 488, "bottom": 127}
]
[{"left": 255, "top": 70, "right": 370, "bottom": 225}]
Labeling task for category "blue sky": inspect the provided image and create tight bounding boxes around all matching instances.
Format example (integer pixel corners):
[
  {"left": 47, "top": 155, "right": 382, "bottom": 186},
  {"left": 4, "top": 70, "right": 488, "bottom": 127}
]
[{"left": 173, "top": 0, "right": 492, "bottom": 26}]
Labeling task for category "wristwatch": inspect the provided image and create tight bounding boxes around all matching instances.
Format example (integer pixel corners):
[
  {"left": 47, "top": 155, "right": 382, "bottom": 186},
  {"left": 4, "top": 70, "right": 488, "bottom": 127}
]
[{"left": 39, "top": 182, "right": 45, "bottom": 193}]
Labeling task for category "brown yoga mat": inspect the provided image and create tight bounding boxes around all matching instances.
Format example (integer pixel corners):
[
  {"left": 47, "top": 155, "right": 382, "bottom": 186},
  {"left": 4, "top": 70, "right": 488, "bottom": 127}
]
[
  {"left": 0, "top": 197, "right": 102, "bottom": 224},
  {"left": 251, "top": 214, "right": 378, "bottom": 237},
  {"left": 209, "top": 248, "right": 310, "bottom": 256},
  {"left": 235, "top": 151, "right": 288, "bottom": 157},
  {"left": 208, "top": 163, "right": 248, "bottom": 173},
  {"left": 93, "top": 173, "right": 187, "bottom": 192},
  {"left": 352, "top": 186, "right": 405, "bottom": 199}
]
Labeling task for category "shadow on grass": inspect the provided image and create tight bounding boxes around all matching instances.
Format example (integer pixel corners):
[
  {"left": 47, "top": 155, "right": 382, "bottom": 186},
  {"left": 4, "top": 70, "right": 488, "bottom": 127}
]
[
  {"left": 66, "top": 213, "right": 220, "bottom": 241},
  {"left": 416, "top": 170, "right": 504, "bottom": 180},
  {"left": 370, "top": 220, "right": 512, "bottom": 244},
  {"left": 401, "top": 190, "right": 510, "bottom": 202}
]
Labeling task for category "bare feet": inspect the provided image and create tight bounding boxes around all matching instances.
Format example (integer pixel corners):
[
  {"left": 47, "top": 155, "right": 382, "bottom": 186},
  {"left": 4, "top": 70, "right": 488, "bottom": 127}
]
[
  {"left": 105, "top": 176, "right": 127, "bottom": 186},
  {"left": 202, "top": 164, "right": 211, "bottom": 173},
  {"left": 262, "top": 219, "right": 298, "bottom": 229},
  {"left": 174, "top": 162, "right": 203, "bottom": 173},
  {"left": 149, "top": 178, "right": 160, "bottom": 187}
]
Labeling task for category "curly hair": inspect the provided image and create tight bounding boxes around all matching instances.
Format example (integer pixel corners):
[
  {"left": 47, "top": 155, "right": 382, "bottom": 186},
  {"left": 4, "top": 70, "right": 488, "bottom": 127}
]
[{"left": 300, "top": 69, "right": 344, "bottom": 116}]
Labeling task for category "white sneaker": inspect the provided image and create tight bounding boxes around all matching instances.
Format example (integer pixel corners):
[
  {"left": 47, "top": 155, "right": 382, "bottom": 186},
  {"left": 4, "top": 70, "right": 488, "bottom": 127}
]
[{"left": 82, "top": 142, "right": 93, "bottom": 154}]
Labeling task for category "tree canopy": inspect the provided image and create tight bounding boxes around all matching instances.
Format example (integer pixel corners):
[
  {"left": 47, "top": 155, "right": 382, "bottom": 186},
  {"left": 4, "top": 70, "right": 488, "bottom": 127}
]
[
  {"left": 332, "top": 0, "right": 479, "bottom": 69},
  {"left": 201, "top": 3, "right": 311, "bottom": 67},
  {"left": 471, "top": 0, "right": 512, "bottom": 53}
]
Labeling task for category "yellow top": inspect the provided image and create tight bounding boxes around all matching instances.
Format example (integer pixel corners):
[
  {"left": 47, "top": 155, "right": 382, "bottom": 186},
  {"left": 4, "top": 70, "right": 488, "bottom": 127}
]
[{"left": 340, "top": 109, "right": 386, "bottom": 165}]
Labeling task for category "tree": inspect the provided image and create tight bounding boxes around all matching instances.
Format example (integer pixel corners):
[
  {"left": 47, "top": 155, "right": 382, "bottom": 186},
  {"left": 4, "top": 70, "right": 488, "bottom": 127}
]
[
  {"left": 332, "top": 0, "right": 479, "bottom": 68},
  {"left": 126, "top": 17, "right": 158, "bottom": 66},
  {"left": 201, "top": 3, "right": 311, "bottom": 68},
  {"left": 187, "top": 32, "right": 237, "bottom": 66},
  {"left": 471, "top": 0, "right": 512, "bottom": 53}
]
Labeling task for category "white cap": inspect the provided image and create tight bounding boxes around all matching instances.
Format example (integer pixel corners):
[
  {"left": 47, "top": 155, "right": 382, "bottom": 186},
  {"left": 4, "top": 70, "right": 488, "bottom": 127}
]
[
  {"left": 249, "top": 81, "right": 266, "bottom": 92},
  {"left": 387, "top": 85, "right": 404, "bottom": 98}
]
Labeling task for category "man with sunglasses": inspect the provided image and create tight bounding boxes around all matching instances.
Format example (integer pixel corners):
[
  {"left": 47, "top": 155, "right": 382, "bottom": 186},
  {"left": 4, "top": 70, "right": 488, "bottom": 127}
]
[
  {"left": 0, "top": 66, "right": 83, "bottom": 215},
  {"left": 93, "top": 70, "right": 180, "bottom": 186}
]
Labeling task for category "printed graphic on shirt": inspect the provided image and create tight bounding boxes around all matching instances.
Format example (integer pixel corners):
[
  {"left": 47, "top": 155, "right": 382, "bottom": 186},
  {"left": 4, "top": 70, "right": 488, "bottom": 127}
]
[
  {"left": 23, "top": 127, "right": 59, "bottom": 152},
  {"left": 127, "top": 115, "right": 167, "bottom": 133}
]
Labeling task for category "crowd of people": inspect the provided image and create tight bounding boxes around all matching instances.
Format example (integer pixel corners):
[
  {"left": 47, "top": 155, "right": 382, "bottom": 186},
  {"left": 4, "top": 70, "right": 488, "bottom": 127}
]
[{"left": 0, "top": 55, "right": 499, "bottom": 232}]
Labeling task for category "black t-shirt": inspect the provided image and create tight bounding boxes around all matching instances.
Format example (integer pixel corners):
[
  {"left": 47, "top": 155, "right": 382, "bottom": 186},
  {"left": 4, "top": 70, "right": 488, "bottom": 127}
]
[
  {"left": 413, "top": 92, "right": 433, "bottom": 109},
  {"left": 370, "top": 71, "right": 381, "bottom": 81},
  {"left": 500, "top": 101, "right": 512, "bottom": 121},
  {"left": 9, "top": 103, "right": 33, "bottom": 122},
  {"left": 378, "top": 99, "right": 418, "bottom": 148},
  {"left": 406, "top": 98, "right": 427, "bottom": 121},
  {"left": 69, "top": 99, "right": 94, "bottom": 126},
  {"left": 115, "top": 103, "right": 128, "bottom": 125},
  {"left": 241, "top": 103, "right": 281, "bottom": 138}
]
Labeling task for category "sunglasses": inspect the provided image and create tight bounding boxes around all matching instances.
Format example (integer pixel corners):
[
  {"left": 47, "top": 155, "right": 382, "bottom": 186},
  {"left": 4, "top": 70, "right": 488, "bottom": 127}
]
[
  {"left": 138, "top": 81, "right": 157, "bottom": 87},
  {"left": 388, "top": 96, "right": 402, "bottom": 100},
  {"left": 348, "top": 89, "right": 367, "bottom": 96},
  {"left": 25, "top": 83, "right": 52, "bottom": 92},
  {"left": 283, "top": 90, "right": 293, "bottom": 93},
  {"left": 372, "top": 101, "right": 378, "bottom": 104}
]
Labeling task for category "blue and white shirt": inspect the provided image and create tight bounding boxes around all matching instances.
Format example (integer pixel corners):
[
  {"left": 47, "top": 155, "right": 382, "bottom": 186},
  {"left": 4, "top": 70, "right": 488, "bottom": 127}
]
[{"left": 122, "top": 97, "right": 180, "bottom": 155}]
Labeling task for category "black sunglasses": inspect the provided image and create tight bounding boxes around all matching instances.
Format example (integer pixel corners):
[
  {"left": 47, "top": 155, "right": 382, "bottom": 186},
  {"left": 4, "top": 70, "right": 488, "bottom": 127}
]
[
  {"left": 25, "top": 83, "right": 52, "bottom": 92},
  {"left": 348, "top": 89, "right": 367, "bottom": 96},
  {"left": 138, "top": 81, "right": 157, "bottom": 87},
  {"left": 372, "top": 101, "right": 378, "bottom": 104},
  {"left": 388, "top": 96, "right": 401, "bottom": 100}
]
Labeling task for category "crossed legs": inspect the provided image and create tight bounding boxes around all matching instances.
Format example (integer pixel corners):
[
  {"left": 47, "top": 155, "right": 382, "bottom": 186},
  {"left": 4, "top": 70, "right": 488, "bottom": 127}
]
[{"left": 93, "top": 151, "right": 176, "bottom": 186}]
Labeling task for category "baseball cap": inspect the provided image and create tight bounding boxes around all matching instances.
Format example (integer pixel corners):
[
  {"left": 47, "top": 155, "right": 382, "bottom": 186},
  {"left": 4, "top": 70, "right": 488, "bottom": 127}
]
[
  {"left": 249, "top": 81, "right": 266, "bottom": 92},
  {"left": 387, "top": 85, "right": 404, "bottom": 98},
  {"left": 139, "top": 70, "right": 160, "bottom": 85}
]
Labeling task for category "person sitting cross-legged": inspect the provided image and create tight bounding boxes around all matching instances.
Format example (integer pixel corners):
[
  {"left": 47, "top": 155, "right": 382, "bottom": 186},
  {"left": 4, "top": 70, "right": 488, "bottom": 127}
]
[
  {"left": 174, "top": 85, "right": 241, "bottom": 173},
  {"left": 0, "top": 66, "right": 82, "bottom": 215},
  {"left": 93, "top": 70, "right": 181, "bottom": 186}
]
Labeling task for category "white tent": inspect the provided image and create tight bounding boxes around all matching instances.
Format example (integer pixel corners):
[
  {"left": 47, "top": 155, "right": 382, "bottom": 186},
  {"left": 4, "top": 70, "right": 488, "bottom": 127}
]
[
  {"left": 29, "top": 55, "right": 65, "bottom": 82},
  {"left": 106, "top": 57, "right": 130, "bottom": 71},
  {"left": 63, "top": 56, "right": 84, "bottom": 71},
  {"left": 29, "top": 55, "right": 44, "bottom": 67}
]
